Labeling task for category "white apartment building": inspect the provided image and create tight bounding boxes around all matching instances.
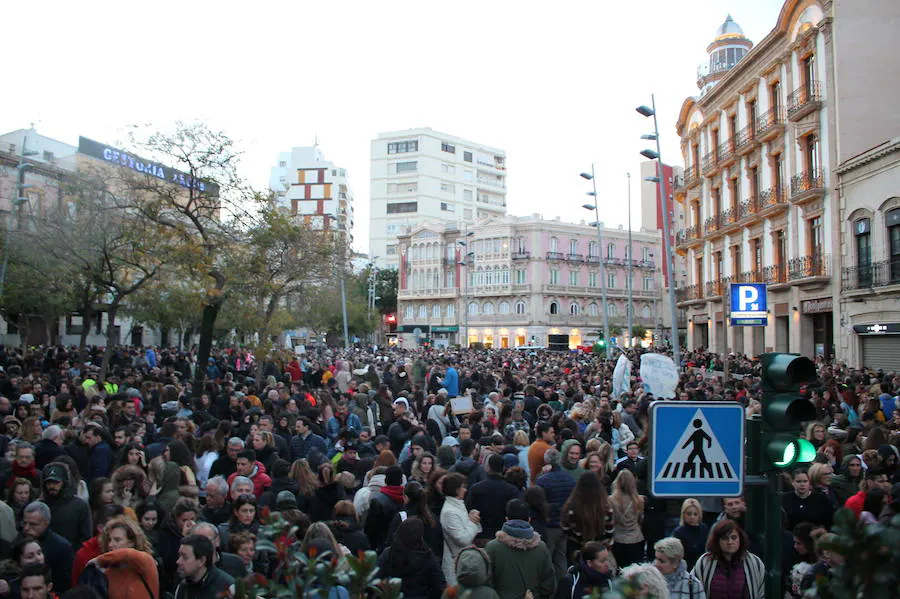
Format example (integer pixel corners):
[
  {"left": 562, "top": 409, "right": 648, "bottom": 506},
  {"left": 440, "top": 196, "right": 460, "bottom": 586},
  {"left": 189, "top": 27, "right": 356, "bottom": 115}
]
[
  {"left": 369, "top": 128, "right": 507, "bottom": 269},
  {"left": 396, "top": 215, "right": 664, "bottom": 349},
  {"left": 270, "top": 145, "right": 355, "bottom": 245}
]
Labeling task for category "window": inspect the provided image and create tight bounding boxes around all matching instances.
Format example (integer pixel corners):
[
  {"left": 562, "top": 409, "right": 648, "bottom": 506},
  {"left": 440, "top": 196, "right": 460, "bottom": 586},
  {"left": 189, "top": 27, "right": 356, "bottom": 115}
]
[
  {"left": 805, "top": 135, "right": 820, "bottom": 174},
  {"left": 441, "top": 181, "right": 455, "bottom": 193},
  {"left": 607, "top": 303, "right": 618, "bottom": 317},
  {"left": 515, "top": 301, "right": 526, "bottom": 315},
  {"left": 607, "top": 274, "right": 615, "bottom": 288},
  {"left": 588, "top": 303, "right": 598, "bottom": 316},
  {"left": 808, "top": 216, "right": 823, "bottom": 255},
  {"left": 751, "top": 238, "right": 762, "bottom": 272},
  {"left": 588, "top": 272, "right": 598, "bottom": 288},
  {"left": 43, "top": 151, "right": 54, "bottom": 162},
  {"left": 643, "top": 276, "right": 653, "bottom": 291},
  {"left": 441, "top": 142, "right": 456, "bottom": 153},
  {"left": 498, "top": 301, "right": 510, "bottom": 315},
  {"left": 569, "top": 270, "right": 579, "bottom": 286},
  {"left": 279, "top": 160, "right": 286, "bottom": 167},
  {"left": 889, "top": 209, "right": 900, "bottom": 282},
  {"left": 515, "top": 270, "right": 526, "bottom": 284},
  {"left": 855, "top": 218, "right": 872, "bottom": 286},
  {"left": 483, "top": 302, "right": 494, "bottom": 315},
  {"left": 387, "top": 202, "right": 417, "bottom": 214},
  {"left": 463, "top": 170, "right": 473, "bottom": 181},
  {"left": 468, "top": 301, "right": 478, "bottom": 315},
  {"left": 447, "top": 303, "right": 455, "bottom": 318},
  {"left": 642, "top": 247, "right": 650, "bottom": 262},
  {"left": 440, "top": 202, "right": 454, "bottom": 212},
  {"left": 570, "top": 303, "right": 580, "bottom": 315},
  {"left": 441, "top": 163, "right": 456, "bottom": 174},
  {"left": 549, "top": 269, "right": 559, "bottom": 285},
  {"left": 773, "top": 154, "right": 784, "bottom": 191},
  {"left": 432, "top": 304, "right": 441, "bottom": 318},
  {"left": 388, "top": 182, "right": 417, "bottom": 194},
  {"left": 607, "top": 243, "right": 615, "bottom": 259},
  {"left": 569, "top": 239, "right": 578, "bottom": 254},
  {"left": 388, "top": 140, "right": 418, "bottom": 154},
  {"left": 445, "top": 271, "right": 454, "bottom": 288},
  {"left": 463, "top": 151, "right": 473, "bottom": 162},
  {"left": 803, "top": 55, "right": 816, "bottom": 90},
  {"left": 416, "top": 305, "right": 425, "bottom": 318},
  {"left": 642, "top": 305, "right": 652, "bottom": 318},
  {"left": 463, "top": 189, "right": 473, "bottom": 201},
  {"left": 549, "top": 301, "right": 559, "bottom": 315},
  {"left": 771, "top": 81, "right": 782, "bottom": 114},
  {"left": 748, "top": 99, "right": 758, "bottom": 130},
  {"left": 395, "top": 161, "right": 417, "bottom": 173},
  {"left": 463, "top": 208, "right": 473, "bottom": 219},
  {"left": 405, "top": 305, "right": 414, "bottom": 318},
  {"left": 588, "top": 241, "right": 597, "bottom": 257}
]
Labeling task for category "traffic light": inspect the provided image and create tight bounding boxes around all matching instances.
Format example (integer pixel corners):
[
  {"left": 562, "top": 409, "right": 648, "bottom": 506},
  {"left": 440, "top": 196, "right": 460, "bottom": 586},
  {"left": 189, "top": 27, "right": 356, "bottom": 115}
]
[
  {"left": 759, "top": 353, "right": 818, "bottom": 469},
  {"left": 593, "top": 339, "right": 605, "bottom": 354}
]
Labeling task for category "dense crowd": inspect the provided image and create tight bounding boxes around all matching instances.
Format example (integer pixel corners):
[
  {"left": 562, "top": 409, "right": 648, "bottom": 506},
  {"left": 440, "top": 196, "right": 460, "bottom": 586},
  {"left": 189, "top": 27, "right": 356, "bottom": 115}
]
[{"left": 0, "top": 343, "right": 897, "bottom": 599}]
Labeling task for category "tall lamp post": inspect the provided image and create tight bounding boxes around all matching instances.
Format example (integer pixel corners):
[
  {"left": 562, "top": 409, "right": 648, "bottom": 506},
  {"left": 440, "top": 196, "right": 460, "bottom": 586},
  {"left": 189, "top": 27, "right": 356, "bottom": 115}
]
[
  {"left": 626, "top": 172, "right": 634, "bottom": 348},
  {"left": 325, "top": 213, "right": 350, "bottom": 350},
  {"left": 457, "top": 231, "right": 474, "bottom": 347},
  {"left": 580, "top": 165, "right": 611, "bottom": 360},
  {"left": 637, "top": 95, "right": 681, "bottom": 369}
]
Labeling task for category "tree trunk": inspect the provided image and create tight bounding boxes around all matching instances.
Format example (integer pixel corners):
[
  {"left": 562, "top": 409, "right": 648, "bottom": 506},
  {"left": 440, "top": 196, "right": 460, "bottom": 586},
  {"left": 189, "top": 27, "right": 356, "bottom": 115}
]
[
  {"left": 254, "top": 296, "right": 279, "bottom": 385},
  {"left": 192, "top": 300, "right": 222, "bottom": 397},
  {"left": 99, "top": 301, "right": 119, "bottom": 381},
  {"left": 77, "top": 291, "right": 93, "bottom": 367}
]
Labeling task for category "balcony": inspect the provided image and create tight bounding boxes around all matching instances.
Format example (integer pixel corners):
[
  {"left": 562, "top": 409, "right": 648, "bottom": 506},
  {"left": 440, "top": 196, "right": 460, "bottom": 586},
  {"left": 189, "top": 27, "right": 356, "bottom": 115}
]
[
  {"left": 705, "top": 279, "right": 723, "bottom": 298},
  {"left": 787, "top": 81, "right": 823, "bottom": 121},
  {"left": 675, "top": 225, "right": 701, "bottom": 249},
  {"left": 684, "top": 168, "right": 701, "bottom": 189},
  {"left": 738, "top": 196, "right": 760, "bottom": 220},
  {"left": 755, "top": 107, "right": 786, "bottom": 142},
  {"left": 701, "top": 151, "right": 718, "bottom": 176},
  {"left": 546, "top": 251, "right": 565, "bottom": 261},
  {"left": 788, "top": 254, "right": 830, "bottom": 287},
  {"left": 842, "top": 259, "right": 900, "bottom": 291},
  {"left": 717, "top": 140, "right": 736, "bottom": 168},
  {"left": 718, "top": 206, "right": 740, "bottom": 231},
  {"left": 758, "top": 185, "right": 788, "bottom": 215},
  {"left": 673, "top": 174, "right": 686, "bottom": 194},
  {"left": 676, "top": 284, "right": 703, "bottom": 304},
  {"left": 586, "top": 255, "right": 602, "bottom": 265},
  {"left": 790, "top": 169, "right": 825, "bottom": 205},
  {"left": 733, "top": 123, "right": 758, "bottom": 156},
  {"left": 740, "top": 270, "right": 764, "bottom": 283},
  {"left": 511, "top": 251, "right": 531, "bottom": 260},
  {"left": 704, "top": 215, "right": 721, "bottom": 236},
  {"left": 567, "top": 253, "right": 584, "bottom": 263},
  {"left": 761, "top": 263, "right": 787, "bottom": 285},
  {"left": 476, "top": 177, "right": 506, "bottom": 189}
]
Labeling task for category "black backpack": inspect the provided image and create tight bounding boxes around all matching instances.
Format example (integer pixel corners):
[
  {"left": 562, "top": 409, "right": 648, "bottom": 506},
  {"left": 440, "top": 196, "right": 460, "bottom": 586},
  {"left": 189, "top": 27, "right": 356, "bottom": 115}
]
[{"left": 77, "top": 563, "right": 109, "bottom": 599}]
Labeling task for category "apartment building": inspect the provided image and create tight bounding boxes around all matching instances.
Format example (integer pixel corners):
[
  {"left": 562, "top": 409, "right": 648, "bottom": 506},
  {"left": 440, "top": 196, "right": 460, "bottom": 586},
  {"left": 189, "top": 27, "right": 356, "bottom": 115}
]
[
  {"left": 369, "top": 128, "right": 507, "bottom": 269},
  {"left": 269, "top": 145, "right": 355, "bottom": 246},
  {"left": 674, "top": 4, "right": 835, "bottom": 359},
  {"left": 396, "top": 215, "right": 663, "bottom": 349}
]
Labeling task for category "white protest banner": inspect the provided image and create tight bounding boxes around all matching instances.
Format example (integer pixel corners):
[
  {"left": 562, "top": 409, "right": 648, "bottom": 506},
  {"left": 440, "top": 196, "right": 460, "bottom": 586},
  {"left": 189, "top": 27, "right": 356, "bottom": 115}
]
[
  {"left": 640, "top": 353, "right": 679, "bottom": 399},
  {"left": 612, "top": 355, "right": 631, "bottom": 398}
]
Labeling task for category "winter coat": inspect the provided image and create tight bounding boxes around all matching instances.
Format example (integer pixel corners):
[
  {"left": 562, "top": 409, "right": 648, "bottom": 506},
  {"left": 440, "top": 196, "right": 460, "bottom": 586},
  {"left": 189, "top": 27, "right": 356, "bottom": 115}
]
[
  {"left": 226, "top": 461, "right": 272, "bottom": 499},
  {"left": 94, "top": 548, "right": 159, "bottom": 599},
  {"left": 673, "top": 523, "right": 710, "bottom": 570},
  {"left": 442, "top": 546, "right": 500, "bottom": 599},
  {"left": 466, "top": 474, "right": 522, "bottom": 541},
  {"left": 90, "top": 441, "right": 115, "bottom": 479},
  {"left": 332, "top": 516, "right": 370, "bottom": 556},
  {"left": 72, "top": 536, "right": 103, "bottom": 586},
  {"left": 259, "top": 477, "right": 299, "bottom": 511},
  {"left": 377, "top": 548, "right": 445, "bottom": 599},
  {"left": 155, "top": 461, "right": 182, "bottom": 517},
  {"left": 290, "top": 432, "right": 328, "bottom": 462},
  {"left": 560, "top": 439, "right": 586, "bottom": 481},
  {"left": 173, "top": 567, "right": 234, "bottom": 599},
  {"left": 536, "top": 467, "right": 576, "bottom": 528},
  {"left": 663, "top": 560, "right": 706, "bottom": 599},
  {"left": 387, "top": 504, "right": 444, "bottom": 559},
  {"left": 307, "top": 482, "right": 346, "bottom": 522},
  {"left": 440, "top": 496, "right": 481, "bottom": 586},
  {"left": 450, "top": 457, "right": 488, "bottom": 488},
  {"left": 484, "top": 528, "right": 557, "bottom": 599},
  {"left": 691, "top": 552, "right": 765, "bottom": 599},
  {"left": 34, "top": 438, "right": 66, "bottom": 470},
  {"left": 556, "top": 561, "right": 612, "bottom": 599},
  {"left": 37, "top": 526, "right": 75, "bottom": 594},
  {"left": 41, "top": 462, "right": 93, "bottom": 549},
  {"left": 365, "top": 488, "right": 403, "bottom": 552}
]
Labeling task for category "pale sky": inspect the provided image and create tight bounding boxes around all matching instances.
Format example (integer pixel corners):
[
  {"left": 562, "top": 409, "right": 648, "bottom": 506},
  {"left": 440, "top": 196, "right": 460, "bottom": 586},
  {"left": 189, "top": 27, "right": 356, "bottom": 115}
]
[{"left": 4, "top": 0, "right": 786, "bottom": 254}]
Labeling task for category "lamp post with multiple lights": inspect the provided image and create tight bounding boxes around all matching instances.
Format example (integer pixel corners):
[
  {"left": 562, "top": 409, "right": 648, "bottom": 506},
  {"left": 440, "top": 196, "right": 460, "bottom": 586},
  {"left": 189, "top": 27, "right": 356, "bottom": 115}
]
[
  {"left": 637, "top": 95, "right": 681, "bottom": 369},
  {"left": 580, "top": 166, "right": 612, "bottom": 360},
  {"left": 457, "top": 231, "right": 474, "bottom": 347}
]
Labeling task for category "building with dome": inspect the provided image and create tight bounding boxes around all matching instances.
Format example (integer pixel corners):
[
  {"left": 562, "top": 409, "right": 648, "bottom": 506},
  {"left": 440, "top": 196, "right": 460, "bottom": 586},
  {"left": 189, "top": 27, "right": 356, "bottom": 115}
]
[{"left": 673, "top": 0, "right": 900, "bottom": 370}]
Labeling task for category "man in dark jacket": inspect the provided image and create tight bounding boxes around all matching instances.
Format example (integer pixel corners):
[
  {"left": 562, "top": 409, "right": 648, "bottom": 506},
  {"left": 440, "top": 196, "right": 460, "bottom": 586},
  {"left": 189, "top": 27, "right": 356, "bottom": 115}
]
[
  {"left": 200, "top": 476, "right": 232, "bottom": 526},
  {"left": 174, "top": 534, "right": 234, "bottom": 599},
  {"left": 83, "top": 423, "right": 114, "bottom": 479},
  {"left": 467, "top": 454, "right": 521, "bottom": 543},
  {"left": 193, "top": 523, "right": 245, "bottom": 581},
  {"left": 557, "top": 541, "right": 612, "bottom": 599},
  {"left": 39, "top": 462, "right": 92, "bottom": 549},
  {"left": 290, "top": 416, "right": 328, "bottom": 462},
  {"left": 536, "top": 448, "right": 576, "bottom": 580},
  {"left": 34, "top": 426, "right": 66, "bottom": 470},
  {"left": 450, "top": 438, "right": 488, "bottom": 487},
  {"left": 209, "top": 438, "right": 243, "bottom": 481},
  {"left": 258, "top": 459, "right": 299, "bottom": 510},
  {"left": 365, "top": 466, "right": 405, "bottom": 551},
  {"left": 22, "top": 501, "right": 75, "bottom": 594}
]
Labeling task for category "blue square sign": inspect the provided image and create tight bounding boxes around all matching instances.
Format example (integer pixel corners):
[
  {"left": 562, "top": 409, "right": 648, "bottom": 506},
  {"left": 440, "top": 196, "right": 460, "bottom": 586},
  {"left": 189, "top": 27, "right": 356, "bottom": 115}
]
[
  {"left": 730, "top": 283, "right": 767, "bottom": 326},
  {"left": 649, "top": 401, "right": 744, "bottom": 497}
]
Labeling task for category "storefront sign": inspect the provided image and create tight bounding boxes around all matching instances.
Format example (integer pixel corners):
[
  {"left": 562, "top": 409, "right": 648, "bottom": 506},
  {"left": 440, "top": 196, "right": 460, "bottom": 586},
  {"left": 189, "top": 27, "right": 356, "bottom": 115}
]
[
  {"left": 853, "top": 323, "right": 900, "bottom": 334},
  {"left": 397, "top": 325, "right": 430, "bottom": 333},
  {"left": 78, "top": 136, "right": 219, "bottom": 195},
  {"left": 432, "top": 326, "right": 459, "bottom": 332},
  {"left": 802, "top": 298, "right": 833, "bottom": 314}
]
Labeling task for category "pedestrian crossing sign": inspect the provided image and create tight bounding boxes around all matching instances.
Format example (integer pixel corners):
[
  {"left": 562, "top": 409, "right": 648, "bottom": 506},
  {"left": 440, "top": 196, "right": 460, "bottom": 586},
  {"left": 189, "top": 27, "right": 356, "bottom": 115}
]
[{"left": 649, "top": 401, "right": 744, "bottom": 497}]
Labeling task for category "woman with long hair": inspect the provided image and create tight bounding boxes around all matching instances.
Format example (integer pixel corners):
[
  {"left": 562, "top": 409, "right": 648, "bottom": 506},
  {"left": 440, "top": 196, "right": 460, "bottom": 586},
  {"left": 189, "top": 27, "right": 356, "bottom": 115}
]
[
  {"left": 561, "top": 471, "right": 614, "bottom": 563},
  {"left": 6, "top": 478, "right": 37, "bottom": 528},
  {"left": 805, "top": 422, "right": 828, "bottom": 450},
  {"left": 289, "top": 458, "right": 318, "bottom": 513},
  {"left": 426, "top": 468, "right": 448, "bottom": 518},
  {"left": 691, "top": 519, "right": 765, "bottom": 599},
  {"left": 135, "top": 501, "right": 161, "bottom": 547},
  {"left": 299, "top": 521, "right": 347, "bottom": 558},
  {"left": 387, "top": 480, "right": 443, "bottom": 558},
  {"left": 411, "top": 451, "right": 436, "bottom": 484},
  {"left": 308, "top": 462, "right": 346, "bottom": 522},
  {"left": 248, "top": 431, "right": 279, "bottom": 473},
  {"left": 512, "top": 429, "right": 531, "bottom": 479},
  {"left": 377, "top": 517, "right": 445, "bottom": 599},
  {"left": 111, "top": 465, "right": 149, "bottom": 509},
  {"left": 166, "top": 439, "right": 198, "bottom": 490},
  {"left": 609, "top": 468, "right": 645, "bottom": 569},
  {"left": 672, "top": 498, "right": 709, "bottom": 570},
  {"left": 20, "top": 417, "right": 42, "bottom": 444},
  {"left": 194, "top": 433, "right": 219, "bottom": 492},
  {"left": 523, "top": 485, "right": 551, "bottom": 541},
  {"left": 807, "top": 462, "right": 839, "bottom": 510},
  {"left": 218, "top": 494, "right": 260, "bottom": 550},
  {"left": 329, "top": 500, "right": 370, "bottom": 556},
  {"left": 831, "top": 454, "right": 864, "bottom": 505},
  {"left": 116, "top": 443, "right": 148, "bottom": 471},
  {"left": 582, "top": 448, "right": 613, "bottom": 488}
]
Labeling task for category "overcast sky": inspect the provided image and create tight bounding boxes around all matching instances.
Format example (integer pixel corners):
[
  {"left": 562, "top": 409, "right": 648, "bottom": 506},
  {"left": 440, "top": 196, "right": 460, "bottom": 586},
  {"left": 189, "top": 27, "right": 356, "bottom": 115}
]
[{"left": 4, "top": 0, "right": 786, "bottom": 254}]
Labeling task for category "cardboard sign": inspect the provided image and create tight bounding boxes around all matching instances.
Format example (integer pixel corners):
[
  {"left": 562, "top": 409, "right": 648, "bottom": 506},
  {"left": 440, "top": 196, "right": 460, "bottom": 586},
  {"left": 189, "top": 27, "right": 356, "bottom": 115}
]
[
  {"left": 612, "top": 355, "right": 632, "bottom": 398},
  {"left": 640, "top": 354, "right": 679, "bottom": 399},
  {"left": 450, "top": 395, "right": 475, "bottom": 415}
]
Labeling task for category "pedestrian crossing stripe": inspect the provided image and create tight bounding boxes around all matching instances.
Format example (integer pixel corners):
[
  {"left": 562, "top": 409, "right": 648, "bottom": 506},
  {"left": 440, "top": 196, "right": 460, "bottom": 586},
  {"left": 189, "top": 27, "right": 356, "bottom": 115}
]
[{"left": 657, "top": 409, "right": 739, "bottom": 482}]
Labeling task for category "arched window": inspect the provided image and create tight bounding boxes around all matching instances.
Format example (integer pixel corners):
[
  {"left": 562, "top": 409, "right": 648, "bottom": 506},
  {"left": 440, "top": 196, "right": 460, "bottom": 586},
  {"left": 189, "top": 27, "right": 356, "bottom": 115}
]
[
  {"left": 447, "top": 303, "right": 456, "bottom": 318},
  {"left": 468, "top": 301, "right": 478, "bottom": 315},
  {"left": 498, "top": 301, "right": 510, "bottom": 314},
  {"left": 570, "top": 302, "right": 580, "bottom": 315},
  {"left": 405, "top": 305, "right": 414, "bottom": 318},
  {"left": 588, "top": 303, "right": 598, "bottom": 316},
  {"left": 607, "top": 303, "right": 617, "bottom": 317},
  {"left": 483, "top": 302, "right": 495, "bottom": 315},
  {"left": 418, "top": 305, "right": 427, "bottom": 318},
  {"left": 485, "top": 269, "right": 493, "bottom": 285},
  {"left": 515, "top": 301, "right": 526, "bottom": 314},
  {"left": 642, "top": 305, "right": 652, "bottom": 318},
  {"left": 550, "top": 301, "right": 560, "bottom": 315},
  {"left": 432, "top": 304, "right": 441, "bottom": 318}
]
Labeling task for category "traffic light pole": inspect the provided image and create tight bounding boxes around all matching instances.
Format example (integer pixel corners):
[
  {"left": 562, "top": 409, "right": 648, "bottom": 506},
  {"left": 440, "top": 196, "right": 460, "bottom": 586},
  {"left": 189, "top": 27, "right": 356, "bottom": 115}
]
[{"left": 764, "top": 470, "right": 784, "bottom": 599}]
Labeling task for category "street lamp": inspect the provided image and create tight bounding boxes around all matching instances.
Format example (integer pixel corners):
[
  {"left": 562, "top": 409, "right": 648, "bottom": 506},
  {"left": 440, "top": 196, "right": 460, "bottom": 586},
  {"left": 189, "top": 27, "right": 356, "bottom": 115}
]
[
  {"left": 457, "top": 232, "right": 474, "bottom": 347},
  {"left": 637, "top": 95, "right": 681, "bottom": 369},
  {"left": 580, "top": 166, "right": 611, "bottom": 360},
  {"left": 626, "top": 173, "right": 633, "bottom": 349}
]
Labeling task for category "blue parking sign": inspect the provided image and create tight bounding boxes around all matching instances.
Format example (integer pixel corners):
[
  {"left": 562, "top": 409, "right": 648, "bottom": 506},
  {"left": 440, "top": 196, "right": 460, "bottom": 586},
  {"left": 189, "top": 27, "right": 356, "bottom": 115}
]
[{"left": 730, "top": 283, "right": 767, "bottom": 326}]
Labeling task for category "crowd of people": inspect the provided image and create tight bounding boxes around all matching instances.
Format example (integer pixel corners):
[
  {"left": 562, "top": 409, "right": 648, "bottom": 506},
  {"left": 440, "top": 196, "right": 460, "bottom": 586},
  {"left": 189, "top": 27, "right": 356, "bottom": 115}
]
[{"left": 0, "top": 343, "right": 896, "bottom": 599}]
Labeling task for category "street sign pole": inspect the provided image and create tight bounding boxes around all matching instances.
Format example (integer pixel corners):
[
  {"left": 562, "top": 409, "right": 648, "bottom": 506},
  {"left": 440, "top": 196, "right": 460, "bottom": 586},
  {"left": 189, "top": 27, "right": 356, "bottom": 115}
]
[{"left": 724, "top": 286, "right": 731, "bottom": 382}]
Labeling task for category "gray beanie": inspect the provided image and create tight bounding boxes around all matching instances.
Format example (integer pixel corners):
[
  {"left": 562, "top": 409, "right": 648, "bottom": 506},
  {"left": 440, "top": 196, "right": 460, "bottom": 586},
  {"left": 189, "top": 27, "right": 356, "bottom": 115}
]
[{"left": 276, "top": 490, "right": 298, "bottom": 510}]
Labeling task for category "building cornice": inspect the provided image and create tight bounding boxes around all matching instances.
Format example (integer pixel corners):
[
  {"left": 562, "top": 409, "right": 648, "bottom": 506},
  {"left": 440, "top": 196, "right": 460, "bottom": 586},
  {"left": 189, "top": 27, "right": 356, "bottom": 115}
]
[{"left": 835, "top": 139, "right": 900, "bottom": 175}]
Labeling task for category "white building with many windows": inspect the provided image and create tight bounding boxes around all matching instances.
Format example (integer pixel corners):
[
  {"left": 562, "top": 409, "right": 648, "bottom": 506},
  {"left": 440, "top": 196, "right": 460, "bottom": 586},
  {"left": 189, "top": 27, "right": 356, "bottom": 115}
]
[
  {"left": 396, "top": 215, "right": 664, "bottom": 349},
  {"left": 369, "top": 128, "right": 507, "bottom": 269}
]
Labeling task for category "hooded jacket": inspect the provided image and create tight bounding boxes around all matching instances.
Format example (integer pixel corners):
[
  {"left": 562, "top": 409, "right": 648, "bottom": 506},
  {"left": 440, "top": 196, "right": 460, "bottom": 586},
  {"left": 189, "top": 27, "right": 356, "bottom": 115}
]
[
  {"left": 41, "top": 462, "right": 93, "bottom": 549},
  {"left": 259, "top": 476, "right": 300, "bottom": 510},
  {"left": 377, "top": 545, "right": 444, "bottom": 599},
  {"left": 111, "top": 465, "right": 149, "bottom": 509},
  {"left": 156, "top": 461, "right": 182, "bottom": 516},
  {"left": 354, "top": 473, "right": 385, "bottom": 523},
  {"left": 466, "top": 473, "right": 522, "bottom": 541},
  {"left": 443, "top": 546, "right": 500, "bottom": 599},
  {"left": 485, "top": 521, "right": 557, "bottom": 599},
  {"left": 557, "top": 561, "right": 612, "bottom": 599},
  {"left": 560, "top": 439, "right": 586, "bottom": 481},
  {"left": 450, "top": 457, "right": 488, "bottom": 487},
  {"left": 226, "top": 461, "right": 272, "bottom": 499}
]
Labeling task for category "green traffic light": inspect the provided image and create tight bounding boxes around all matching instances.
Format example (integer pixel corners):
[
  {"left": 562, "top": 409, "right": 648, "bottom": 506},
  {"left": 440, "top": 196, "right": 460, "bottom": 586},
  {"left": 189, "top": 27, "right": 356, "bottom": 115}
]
[{"left": 766, "top": 435, "right": 817, "bottom": 468}]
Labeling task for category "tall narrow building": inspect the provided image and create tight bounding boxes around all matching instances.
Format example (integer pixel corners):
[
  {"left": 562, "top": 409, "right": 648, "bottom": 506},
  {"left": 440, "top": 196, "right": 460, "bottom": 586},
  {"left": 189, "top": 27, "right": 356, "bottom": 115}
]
[
  {"left": 369, "top": 128, "right": 507, "bottom": 268},
  {"left": 270, "top": 146, "right": 355, "bottom": 246}
]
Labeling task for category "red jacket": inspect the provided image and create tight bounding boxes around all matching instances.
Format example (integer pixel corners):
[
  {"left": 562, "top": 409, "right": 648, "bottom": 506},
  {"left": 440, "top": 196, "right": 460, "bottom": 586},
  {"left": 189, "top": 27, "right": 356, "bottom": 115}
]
[
  {"left": 227, "top": 461, "right": 272, "bottom": 499},
  {"left": 844, "top": 490, "right": 866, "bottom": 517},
  {"left": 72, "top": 536, "right": 102, "bottom": 586}
]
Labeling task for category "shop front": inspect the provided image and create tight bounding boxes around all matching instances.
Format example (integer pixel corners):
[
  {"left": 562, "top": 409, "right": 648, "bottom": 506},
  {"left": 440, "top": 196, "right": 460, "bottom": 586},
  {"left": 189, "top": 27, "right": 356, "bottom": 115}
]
[
  {"left": 853, "top": 322, "right": 900, "bottom": 371},
  {"left": 801, "top": 298, "right": 834, "bottom": 359}
]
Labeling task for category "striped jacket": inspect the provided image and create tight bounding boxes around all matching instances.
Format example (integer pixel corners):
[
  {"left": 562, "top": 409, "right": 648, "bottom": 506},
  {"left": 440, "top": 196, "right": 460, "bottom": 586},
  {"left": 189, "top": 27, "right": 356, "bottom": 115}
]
[{"left": 691, "top": 552, "right": 766, "bottom": 599}]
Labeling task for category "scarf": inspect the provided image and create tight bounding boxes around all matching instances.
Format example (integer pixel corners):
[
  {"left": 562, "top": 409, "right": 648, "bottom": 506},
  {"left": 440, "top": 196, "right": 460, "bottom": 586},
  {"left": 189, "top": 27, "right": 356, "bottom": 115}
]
[
  {"left": 8, "top": 462, "right": 37, "bottom": 487},
  {"left": 380, "top": 485, "right": 405, "bottom": 504}
]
